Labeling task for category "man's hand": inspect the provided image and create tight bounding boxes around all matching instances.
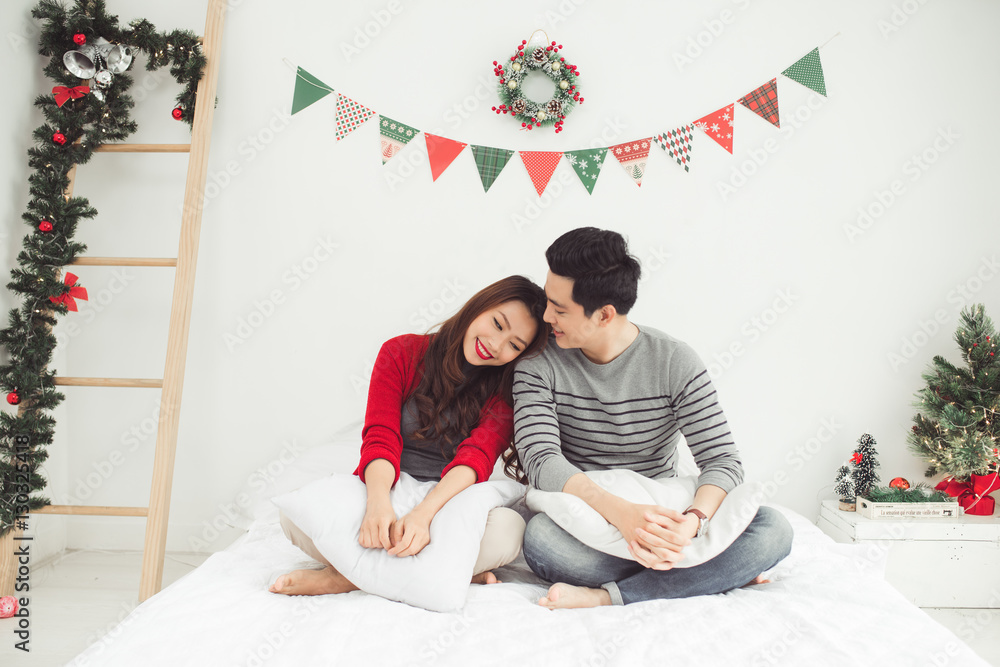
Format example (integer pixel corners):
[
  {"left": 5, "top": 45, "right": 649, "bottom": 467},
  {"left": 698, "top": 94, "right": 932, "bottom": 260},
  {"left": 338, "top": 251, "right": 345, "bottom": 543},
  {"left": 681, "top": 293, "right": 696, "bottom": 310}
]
[
  {"left": 609, "top": 502, "right": 698, "bottom": 570},
  {"left": 358, "top": 499, "right": 396, "bottom": 550},
  {"left": 388, "top": 508, "right": 433, "bottom": 557}
]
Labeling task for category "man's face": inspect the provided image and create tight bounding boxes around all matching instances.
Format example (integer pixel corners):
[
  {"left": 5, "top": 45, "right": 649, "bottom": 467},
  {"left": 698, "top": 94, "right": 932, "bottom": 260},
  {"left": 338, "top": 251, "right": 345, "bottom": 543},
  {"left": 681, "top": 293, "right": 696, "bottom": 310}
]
[{"left": 543, "top": 271, "right": 602, "bottom": 349}]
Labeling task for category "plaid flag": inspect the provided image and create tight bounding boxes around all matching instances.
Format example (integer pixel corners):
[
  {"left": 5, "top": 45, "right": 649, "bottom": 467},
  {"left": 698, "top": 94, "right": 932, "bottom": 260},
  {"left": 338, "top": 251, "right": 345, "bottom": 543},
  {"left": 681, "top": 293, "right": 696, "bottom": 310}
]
[
  {"left": 739, "top": 79, "right": 780, "bottom": 128},
  {"left": 471, "top": 145, "right": 514, "bottom": 192}
]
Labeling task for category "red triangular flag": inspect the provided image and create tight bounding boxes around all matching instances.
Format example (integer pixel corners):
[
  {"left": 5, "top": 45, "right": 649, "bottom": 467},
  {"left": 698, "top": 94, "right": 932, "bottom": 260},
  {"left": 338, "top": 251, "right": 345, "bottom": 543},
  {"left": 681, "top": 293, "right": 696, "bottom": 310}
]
[
  {"left": 335, "top": 93, "right": 375, "bottom": 141},
  {"left": 694, "top": 103, "right": 735, "bottom": 153},
  {"left": 519, "top": 151, "right": 563, "bottom": 196},
  {"left": 739, "top": 79, "right": 780, "bottom": 128},
  {"left": 424, "top": 134, "right": 468, "bottom": 182},
  {"left": 609, "top": 138, "right": 653, "bottom": 188}
]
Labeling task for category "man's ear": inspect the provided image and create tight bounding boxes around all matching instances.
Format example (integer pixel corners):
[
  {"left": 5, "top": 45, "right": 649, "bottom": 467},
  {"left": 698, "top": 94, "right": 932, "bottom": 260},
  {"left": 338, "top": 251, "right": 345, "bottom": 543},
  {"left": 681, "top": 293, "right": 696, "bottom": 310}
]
[{"left": 596, "top": 304, "right": 618, "bottom": 327}]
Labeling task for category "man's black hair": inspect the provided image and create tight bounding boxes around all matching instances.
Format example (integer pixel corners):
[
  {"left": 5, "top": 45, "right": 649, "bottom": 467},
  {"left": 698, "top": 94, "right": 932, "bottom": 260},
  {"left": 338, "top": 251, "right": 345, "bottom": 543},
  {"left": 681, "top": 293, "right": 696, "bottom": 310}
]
[{"left": 545, "top": 227, "right": 642, "bottom": 316}]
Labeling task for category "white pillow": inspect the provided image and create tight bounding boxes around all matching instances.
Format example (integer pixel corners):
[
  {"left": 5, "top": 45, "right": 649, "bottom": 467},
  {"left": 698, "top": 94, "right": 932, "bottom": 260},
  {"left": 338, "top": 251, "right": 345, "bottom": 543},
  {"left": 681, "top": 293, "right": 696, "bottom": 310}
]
[
  {"left": 272, "top": 472, "right": 524, "bottom": 612},
  {"left": 525, "top": 470, "right": 760, "bottom": 568}
]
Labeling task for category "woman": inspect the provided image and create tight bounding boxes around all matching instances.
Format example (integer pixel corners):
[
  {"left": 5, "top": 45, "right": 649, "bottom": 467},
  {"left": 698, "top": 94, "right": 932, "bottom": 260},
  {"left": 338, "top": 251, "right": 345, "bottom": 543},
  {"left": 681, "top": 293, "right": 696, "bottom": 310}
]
[{"left": 270, "top": 275, "right": 547, "bottom": 596}]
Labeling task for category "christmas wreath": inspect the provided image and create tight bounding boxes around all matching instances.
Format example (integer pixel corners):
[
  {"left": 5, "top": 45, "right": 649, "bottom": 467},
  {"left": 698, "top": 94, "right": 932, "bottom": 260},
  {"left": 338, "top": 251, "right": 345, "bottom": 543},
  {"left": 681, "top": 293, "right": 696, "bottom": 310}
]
[{"left": 491, "top": 33, "right": 582, "bottom": 133}]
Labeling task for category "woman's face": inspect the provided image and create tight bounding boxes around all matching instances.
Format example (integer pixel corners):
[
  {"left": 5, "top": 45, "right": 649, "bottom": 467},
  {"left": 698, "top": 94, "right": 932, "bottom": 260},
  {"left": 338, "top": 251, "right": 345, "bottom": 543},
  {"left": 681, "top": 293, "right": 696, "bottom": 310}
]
[{"left": 463, "top": 300, "right": 538, "bottom": 367}]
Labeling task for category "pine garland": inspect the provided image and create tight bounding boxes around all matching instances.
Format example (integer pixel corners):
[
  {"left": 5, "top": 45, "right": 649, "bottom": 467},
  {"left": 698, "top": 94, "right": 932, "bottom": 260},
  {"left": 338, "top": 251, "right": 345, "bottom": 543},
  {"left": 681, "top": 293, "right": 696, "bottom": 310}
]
[
  {"left": 864, "top": 484, "right": 950, "bottom": 503},
  {"left": 907, "top": 304, "right": 1000, "bottom": 482},
  {"left": 0, "top": 0, "right": 206, "bottom": 538}
]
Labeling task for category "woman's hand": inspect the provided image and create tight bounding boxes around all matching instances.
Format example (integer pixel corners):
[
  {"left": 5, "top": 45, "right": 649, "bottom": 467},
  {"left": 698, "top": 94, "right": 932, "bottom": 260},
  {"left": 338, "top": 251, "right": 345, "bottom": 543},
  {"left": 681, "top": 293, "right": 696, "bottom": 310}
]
[
  {"left": 387, "top": 508, "right": 433, "bottom": 557},
  {"left": 359, "top": 498, "right": 396, "bottom": 550}
]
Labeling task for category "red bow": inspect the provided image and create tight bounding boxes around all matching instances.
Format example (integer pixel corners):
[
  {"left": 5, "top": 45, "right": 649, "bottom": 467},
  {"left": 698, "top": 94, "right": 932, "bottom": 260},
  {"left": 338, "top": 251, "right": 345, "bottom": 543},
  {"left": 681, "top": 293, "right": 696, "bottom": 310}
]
[
  {"left": 49, "top": 272, "right": 89, "bottom": 312},
  {"left": 936, "top": 473, "right": 1000, "bottom": 516},
  {"left": 52, "top": 85, "right": 91, "bottom": 107},
  {"left": 851, "top": 452, "right": 863, "bottom": 465}
]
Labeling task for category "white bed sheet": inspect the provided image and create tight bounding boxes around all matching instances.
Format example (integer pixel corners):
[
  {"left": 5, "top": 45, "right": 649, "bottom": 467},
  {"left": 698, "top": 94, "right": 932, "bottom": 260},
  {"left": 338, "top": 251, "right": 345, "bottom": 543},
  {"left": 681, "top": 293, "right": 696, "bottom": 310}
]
[{"left": 67, "top": 506, "right": 988, "bottom": 667}]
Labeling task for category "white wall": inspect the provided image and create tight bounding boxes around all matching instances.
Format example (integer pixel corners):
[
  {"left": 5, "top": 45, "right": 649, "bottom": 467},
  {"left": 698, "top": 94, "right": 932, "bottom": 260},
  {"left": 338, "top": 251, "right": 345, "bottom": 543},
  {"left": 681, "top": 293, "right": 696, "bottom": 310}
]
[{"left": 3, "top": 0, "right": 999, "bottom": 555}]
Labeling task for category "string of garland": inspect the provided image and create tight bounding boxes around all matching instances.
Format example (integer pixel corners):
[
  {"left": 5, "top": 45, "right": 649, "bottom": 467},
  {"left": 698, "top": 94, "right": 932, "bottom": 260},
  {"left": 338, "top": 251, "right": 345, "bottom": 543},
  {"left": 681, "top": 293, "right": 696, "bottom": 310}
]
[
  {"left": 864, "top": 485, "right": 950, "bottom": 503},
  {"left": 0, "top": 0, "right": 206, "bottom": 538}
]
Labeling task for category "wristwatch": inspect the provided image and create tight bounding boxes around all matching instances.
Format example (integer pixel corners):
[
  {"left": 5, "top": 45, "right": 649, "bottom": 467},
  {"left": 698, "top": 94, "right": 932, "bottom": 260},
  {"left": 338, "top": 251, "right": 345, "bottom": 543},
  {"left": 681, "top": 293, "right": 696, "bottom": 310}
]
[{"left": 683, "top": 507, "right": 709, "bottom": 538}]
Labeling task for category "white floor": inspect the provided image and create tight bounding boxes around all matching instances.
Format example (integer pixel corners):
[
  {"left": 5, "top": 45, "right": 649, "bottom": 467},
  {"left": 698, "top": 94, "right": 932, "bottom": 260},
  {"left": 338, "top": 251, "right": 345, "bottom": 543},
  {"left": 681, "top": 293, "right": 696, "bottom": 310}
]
[{"left": 1, "top": 550, "right": 999, "bottom": 667}]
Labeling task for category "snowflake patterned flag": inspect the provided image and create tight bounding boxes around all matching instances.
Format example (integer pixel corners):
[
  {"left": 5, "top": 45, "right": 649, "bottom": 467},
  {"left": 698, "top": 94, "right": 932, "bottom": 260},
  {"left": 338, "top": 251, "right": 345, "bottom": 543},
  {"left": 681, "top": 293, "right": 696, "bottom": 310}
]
[
  {"left": 653, "top": 125, "right": 695, "bottom": 173},
  {"left": 424, "top": 133, "right": 468, "bottom": 182},
  {"left": 782, "top": 47, "right": 827, "bottom": 96},
  {"left": 564, "top": 147, "right": 608, "bottom": 195},
  {"left": 609, "top": 138, "right": 652, "bottom": 188},
  {"left": 470, "top": 145, "right": 514, "bottom": 192},
  {"left": 519, "top": 151, "right": 563, "bottom": 196},
  {"left": 739, "top": 78, "right": 780, "bottom": 128},
  {"left": 379, "top": 115, "right": 419, "bottom": 165},
  {"left": 291, "top": 67, "right": 334, "bottom": 115},
  {"left": 694, "top": 104, "right": 734, "bottom": 154},
  {"left": 335, "top": 93, "right": 376, "bottom": 141}
]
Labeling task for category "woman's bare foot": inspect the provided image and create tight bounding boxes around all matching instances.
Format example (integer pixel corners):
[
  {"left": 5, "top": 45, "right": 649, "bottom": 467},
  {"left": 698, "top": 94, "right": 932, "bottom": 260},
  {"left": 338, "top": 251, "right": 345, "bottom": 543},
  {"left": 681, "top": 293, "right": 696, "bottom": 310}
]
[
  {"left": 538, "top": 582, "right": 612, "bottom": 609},
  {"left": 743, "top": 574, "right": 771, "bottom": 587},
  {"left": 269, "top": 566, "right": 358, "bottom": 596},
  {"left": 471, "top": 571, "right": 501, "bottom": 585}
]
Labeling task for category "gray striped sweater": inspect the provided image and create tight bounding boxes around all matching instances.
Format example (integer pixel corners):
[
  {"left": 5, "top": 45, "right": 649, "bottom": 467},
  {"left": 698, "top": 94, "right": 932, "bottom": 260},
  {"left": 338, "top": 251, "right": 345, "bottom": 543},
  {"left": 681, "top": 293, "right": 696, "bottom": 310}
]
[{"left": 513, "top": 325, "right": 744, "bottom": 493}]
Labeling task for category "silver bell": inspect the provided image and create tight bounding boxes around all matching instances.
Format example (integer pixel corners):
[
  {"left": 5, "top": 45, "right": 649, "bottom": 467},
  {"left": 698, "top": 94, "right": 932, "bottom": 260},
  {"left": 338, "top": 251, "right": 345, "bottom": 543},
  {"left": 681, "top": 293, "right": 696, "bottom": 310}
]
[{"left": 63, "top": 37, "right": 133, "bottom": 81}]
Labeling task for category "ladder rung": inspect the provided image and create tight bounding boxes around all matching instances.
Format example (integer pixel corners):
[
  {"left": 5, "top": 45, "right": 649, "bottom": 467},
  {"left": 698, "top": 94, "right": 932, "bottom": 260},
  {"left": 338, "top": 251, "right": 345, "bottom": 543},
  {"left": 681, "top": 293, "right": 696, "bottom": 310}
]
[
  {"left": 70, "top": 257, "right": 178, "bottom": 267},
  {"left": 33, "top": 505, "right": 148, "bottom": 517},
  {"left": 94, "top": 144, "right": 191, "bottom": 153},
  {"left": 54, "top": 377, "right": 163, "bottom": 388}
]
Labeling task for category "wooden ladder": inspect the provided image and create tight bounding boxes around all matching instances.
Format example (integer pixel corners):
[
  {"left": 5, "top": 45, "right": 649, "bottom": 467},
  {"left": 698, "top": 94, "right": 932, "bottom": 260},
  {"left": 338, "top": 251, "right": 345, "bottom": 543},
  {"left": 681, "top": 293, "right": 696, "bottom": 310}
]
[{"left": 0, "top": 0, "right": 226, "bottom": 603}]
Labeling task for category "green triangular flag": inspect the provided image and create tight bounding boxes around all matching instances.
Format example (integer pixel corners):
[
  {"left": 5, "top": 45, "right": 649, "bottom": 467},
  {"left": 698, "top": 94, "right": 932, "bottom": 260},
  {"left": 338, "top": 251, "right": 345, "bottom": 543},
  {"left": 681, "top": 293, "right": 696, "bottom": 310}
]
[
  {"left": 564, "top": 147, "right": 608, "bottom": 195},
  {"left": 470, "top": 145, "right": 514, "bottom": 192},
  {"left": 379, "top": 115, "right": 420, "bottom": 165},
  {"left": 291, "top": 67, "right": 334, "bottom": 115},
  {"left": 782, "top": 48, "right": 827, "bottom": 97}
]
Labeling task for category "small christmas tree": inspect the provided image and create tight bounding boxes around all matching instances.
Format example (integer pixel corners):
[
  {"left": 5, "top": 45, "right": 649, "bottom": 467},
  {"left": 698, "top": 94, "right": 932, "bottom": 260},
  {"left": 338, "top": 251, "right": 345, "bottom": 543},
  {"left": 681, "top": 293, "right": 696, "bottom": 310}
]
[
  {"left": 907, "top": 304, "right": 1000, "bottom": 482},
  {"left": 834, "top": 464, "right": 855, "bottom": 502},
  {"left": 852, "top": 433, "right": 881, "bottom": 498}
]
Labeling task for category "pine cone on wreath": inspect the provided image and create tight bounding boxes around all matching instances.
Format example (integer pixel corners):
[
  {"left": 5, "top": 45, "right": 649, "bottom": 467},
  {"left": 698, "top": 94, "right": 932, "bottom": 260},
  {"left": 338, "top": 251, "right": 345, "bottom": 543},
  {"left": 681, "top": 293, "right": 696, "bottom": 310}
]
[
  {"left": 530, "top": 48, "right": 548, "bottom": 65},
  {"left": 545, "top": 99, "right": 563, "bottom": 116},
  {"left": 511, "top": 99, "right": 527, "bottom": 115}
]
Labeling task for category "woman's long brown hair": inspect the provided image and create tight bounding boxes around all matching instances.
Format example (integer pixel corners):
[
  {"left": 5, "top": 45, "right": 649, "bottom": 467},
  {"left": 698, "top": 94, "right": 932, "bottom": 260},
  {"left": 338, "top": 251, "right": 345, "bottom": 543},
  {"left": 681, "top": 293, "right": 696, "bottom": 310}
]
[{"left": 407, "top": 275, "right": 548, "bottom": 483}]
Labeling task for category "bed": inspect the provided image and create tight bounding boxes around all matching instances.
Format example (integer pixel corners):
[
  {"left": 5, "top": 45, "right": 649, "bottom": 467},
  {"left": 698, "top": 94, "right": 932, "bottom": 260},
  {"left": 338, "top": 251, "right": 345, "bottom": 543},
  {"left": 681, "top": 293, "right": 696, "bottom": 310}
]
[{"left": 66, "top": 440, "right": 990, "bottom": 667}]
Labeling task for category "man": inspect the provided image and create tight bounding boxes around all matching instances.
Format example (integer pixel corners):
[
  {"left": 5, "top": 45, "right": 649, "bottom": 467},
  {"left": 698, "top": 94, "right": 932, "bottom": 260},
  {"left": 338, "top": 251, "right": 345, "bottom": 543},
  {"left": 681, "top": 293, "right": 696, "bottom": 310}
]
[{"left": 514, "top": 227, "right": 792, "bottom": 609}]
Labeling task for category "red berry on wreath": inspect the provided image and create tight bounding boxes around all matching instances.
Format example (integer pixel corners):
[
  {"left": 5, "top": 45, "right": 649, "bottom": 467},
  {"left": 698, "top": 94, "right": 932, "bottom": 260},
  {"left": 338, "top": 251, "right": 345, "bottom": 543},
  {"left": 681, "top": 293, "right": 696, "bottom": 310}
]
[
  {"left": 73, "top": 33, "right": 86, "bottom": 45},
  {"left": 493, "top": 60, "right": 498, "bottom": 65},
  {"left": 38, "top": 220, "right": 53, "bottom": 233},
  {"left": 889, "top": 477, "right": 910, "bottom": 490},
  {"left": 172, "top": 107, "right": 184, "bottom": 120},
  {"left": 52, "top": 132, "right": 67, "bottom": 145},
  {"left": 6, "top": 392, "right": 19, "bottom": 406}
]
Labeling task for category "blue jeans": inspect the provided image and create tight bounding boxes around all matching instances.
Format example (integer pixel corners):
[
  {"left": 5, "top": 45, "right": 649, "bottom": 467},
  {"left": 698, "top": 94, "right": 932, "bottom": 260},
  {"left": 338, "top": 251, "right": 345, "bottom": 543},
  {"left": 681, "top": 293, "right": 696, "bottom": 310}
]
[{"left": 523, "top": 506, "right": 793, "bottom": 605}]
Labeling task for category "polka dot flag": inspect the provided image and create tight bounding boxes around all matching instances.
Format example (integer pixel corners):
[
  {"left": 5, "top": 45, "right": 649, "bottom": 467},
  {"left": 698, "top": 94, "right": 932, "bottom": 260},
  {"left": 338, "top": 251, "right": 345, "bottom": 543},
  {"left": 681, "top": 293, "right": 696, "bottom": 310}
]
[
  {"left": 782, "top": 48, "right": 827, "bottom": 97},
  {"left": 519, "top": 151, "right": 563, "bottom": 195}
]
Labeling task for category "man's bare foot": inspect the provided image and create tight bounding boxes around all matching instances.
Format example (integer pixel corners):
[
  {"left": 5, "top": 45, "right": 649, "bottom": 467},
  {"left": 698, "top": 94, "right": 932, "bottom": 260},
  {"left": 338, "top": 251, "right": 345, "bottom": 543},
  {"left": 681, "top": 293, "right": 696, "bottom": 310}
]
[
  {"left": 743, "top": 574, "right": 771, "bottom": 587},
  {"left": 269, "top": 566, "right": 358, "bottom": 596},
  {"left": 538, "top": 582, "right": 612, "bottom": 610},
  {"left": 471, "top": 571, "right": 501, "bottom": 585}
]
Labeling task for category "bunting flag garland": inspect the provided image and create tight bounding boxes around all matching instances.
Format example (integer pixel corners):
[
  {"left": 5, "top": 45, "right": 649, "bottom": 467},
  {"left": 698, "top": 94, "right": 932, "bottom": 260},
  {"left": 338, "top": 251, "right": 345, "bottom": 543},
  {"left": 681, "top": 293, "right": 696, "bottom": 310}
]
[
  {"left": 335, "top": 93, "right": 376, "bottom": 141},
  {"left": 739, "top": 79, "right": 781, "bottom": 128},
  {"left": 564, "top": 147, "right": 608, "bottom": 194},
  {"left": 694, "top": 104, "right": 735, "bottom": 154},
  {"left": 471, "top": 145, "right": 515, "bottom": 192},
  {"left": 425, "top": 133, "right": 468, "bottom": 181},
  {"left": 291, "top": 67, "right": 334, "bottom": 115},
  {"left": 653, "top": 125, "right": 694, "bottom": 172},
  {"left": 782, "top": 47, "right": 827, "bottom": 96},
  {"left": 519, "top": 151, "right": 563, "bottom": 195},
  {"left": 609, "top": 138, "right": 652, "bottom": 188},
  {"left": 378, "top": 115, "right": 419, "bottom": 165}
]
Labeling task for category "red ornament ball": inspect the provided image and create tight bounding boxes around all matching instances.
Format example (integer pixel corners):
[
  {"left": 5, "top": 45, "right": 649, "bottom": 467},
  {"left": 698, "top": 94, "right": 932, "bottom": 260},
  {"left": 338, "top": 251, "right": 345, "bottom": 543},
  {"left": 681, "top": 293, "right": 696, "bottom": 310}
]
[
  {"left": 0, "top": 596, "right": 18, "bottom": 619},
  {"left": 73, "top": 33, "right": 87, "bottom": 46},
  {"left": 171, "top": 107, "right": 184, "bottom": 120},
  {"left": 6, "top": 392, "right": 19, "bottom": 406},
  {"left": 889, "top": 477, "right": 910, "bottom": 490},
  {"left": 52, "top": 132, "right": 67, "bottom": 145},
  {"left": 38, "top": 220, "right": 53, "bottom": 233}
]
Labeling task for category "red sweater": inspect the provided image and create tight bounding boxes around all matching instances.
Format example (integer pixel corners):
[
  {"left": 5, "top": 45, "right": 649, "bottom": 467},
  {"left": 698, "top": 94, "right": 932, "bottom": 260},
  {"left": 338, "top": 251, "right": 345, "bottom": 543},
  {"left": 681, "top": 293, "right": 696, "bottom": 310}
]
[{"left": 353, "top": 334, "right": 513, "bottom": 485}]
